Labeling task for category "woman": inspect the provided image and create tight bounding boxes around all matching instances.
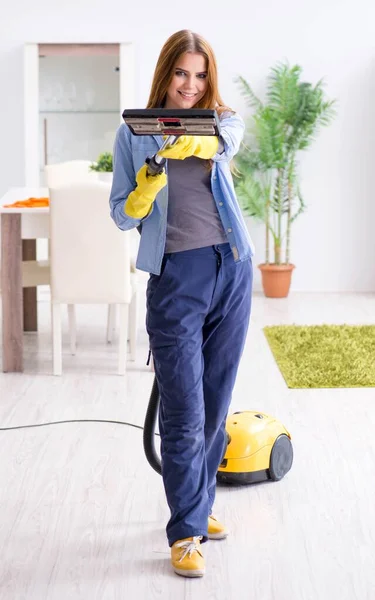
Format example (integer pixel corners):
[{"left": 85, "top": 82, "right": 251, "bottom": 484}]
[{"left": 110, "top": 29, "right": 255, "bottom": 578}]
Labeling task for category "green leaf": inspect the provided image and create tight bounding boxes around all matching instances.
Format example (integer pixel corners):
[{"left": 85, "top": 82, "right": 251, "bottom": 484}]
[
  {"left": 235, "top": 173, "right": 267, "bottom": 222},
  {"left": 234, "top": 75, "right": 263, "bottom": 110},
  {"left": 90, "top": 152, "right": 113, "bottom": 172}
]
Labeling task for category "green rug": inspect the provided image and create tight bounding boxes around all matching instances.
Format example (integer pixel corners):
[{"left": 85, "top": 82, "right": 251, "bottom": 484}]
[{"left": 263, "top": 325, "right": 375, "bottom": 388}]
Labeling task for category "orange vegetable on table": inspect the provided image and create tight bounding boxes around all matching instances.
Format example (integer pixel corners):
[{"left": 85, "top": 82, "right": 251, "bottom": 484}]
[{"left": 4, "top": 197, "right": 49, "bottom": 208}]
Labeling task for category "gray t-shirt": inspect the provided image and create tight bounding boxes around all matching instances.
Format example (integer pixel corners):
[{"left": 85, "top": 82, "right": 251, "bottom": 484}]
[{"left": 165, "top": 156, "right": 227, "bottom": 253}]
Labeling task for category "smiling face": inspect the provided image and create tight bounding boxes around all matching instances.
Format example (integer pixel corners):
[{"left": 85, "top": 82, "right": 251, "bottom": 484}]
[{"left": 164, "top": 52, "right": 208, "bottom": 109}]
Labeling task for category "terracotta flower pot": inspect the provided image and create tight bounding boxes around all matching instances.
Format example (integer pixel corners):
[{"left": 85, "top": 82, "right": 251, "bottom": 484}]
[{"left": 258, "top": 263, "right": 295, "bottom": 298}]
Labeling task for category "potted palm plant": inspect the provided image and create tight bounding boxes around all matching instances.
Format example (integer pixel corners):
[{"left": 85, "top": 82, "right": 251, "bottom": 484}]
[
  {"left": 90, "top": 152, "right": 113, "bottom": 183},
  {"left": 234, "top": 63, "right": 336, "bottom": 297}
]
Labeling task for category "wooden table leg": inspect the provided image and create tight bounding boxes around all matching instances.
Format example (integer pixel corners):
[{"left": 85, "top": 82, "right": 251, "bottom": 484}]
[
  {"left": 22, "top": 239, "right": 38, "bottom": 332},
  {"left": 1, "top": 214, "right": 23, "bottom": 372}
]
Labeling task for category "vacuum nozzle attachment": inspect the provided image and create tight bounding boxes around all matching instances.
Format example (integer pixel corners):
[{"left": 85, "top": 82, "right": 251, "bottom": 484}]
[
  {"left": 122, "top": 108, "right": 221, "bottom": 177},
  {"left": 122, "top": 108, "right": 221, "bottom": 137}
]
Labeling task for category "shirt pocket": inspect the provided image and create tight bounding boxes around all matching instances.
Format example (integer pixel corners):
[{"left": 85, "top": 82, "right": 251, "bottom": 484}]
[
  {"left": 132, "top": 137, "right": 159, "bottom": 153},
  {"left": 132, "top": 141, "right": 160, "bottom": 173}
]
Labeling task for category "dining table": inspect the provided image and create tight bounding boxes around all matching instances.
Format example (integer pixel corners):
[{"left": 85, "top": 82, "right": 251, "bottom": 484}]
[{"left": 0, "top": 187, "right": 49, "bottom": 372}]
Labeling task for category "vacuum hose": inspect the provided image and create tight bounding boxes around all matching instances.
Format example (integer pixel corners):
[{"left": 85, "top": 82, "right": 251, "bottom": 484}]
[
  {"left": 145, "top": 135, "right": 177, "bottom": 176},
  {"left": 143, "top": 375, "right": 162, "bottom": 475},
  {"left": 143, "top": 374, "right": 230, "bottom": 477},
  {"left": 142, "top": 135, "right": 178, "bottom": 474}
]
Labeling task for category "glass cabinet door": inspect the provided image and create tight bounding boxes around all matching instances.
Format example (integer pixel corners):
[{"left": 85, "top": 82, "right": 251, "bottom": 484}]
[{"left": 39, "top": 53, "right": 120, "bottom": 180}]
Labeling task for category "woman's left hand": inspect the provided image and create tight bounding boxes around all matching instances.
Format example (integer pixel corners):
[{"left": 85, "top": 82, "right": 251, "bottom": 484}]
[{"left": 158, "top": 135, "right": 219, "bottom": 160}]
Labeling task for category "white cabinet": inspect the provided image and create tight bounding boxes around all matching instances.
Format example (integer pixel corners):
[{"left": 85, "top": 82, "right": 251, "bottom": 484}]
[
  {"left": 39, "top": 53, "right": 121, "bottom": 180},
  {"left": 24, "top": 42, "right": 134, "bottom": 188}
]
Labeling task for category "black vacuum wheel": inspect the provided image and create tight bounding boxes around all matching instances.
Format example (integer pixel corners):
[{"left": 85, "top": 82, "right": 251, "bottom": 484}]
[{"left": 269, "top": 434, "right": 293, "bottom": 481}]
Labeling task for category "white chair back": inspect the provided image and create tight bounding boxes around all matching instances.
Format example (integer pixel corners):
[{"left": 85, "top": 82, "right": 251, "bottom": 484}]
[
  {"left": 49, "top": 181, "right": 131, "bottom": 304},
  {"left": 45, "top": 160, "right": 97, "bottom": 188}
]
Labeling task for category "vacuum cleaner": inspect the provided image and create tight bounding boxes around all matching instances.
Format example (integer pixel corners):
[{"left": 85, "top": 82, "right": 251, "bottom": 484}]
[{"left": 122, "top": 108, "right": 294, "bottom": 485}]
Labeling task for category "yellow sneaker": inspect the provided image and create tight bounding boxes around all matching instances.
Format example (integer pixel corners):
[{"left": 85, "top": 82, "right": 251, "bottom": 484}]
[
  {"left": 208, "top": 515, "right": 228, "bottom": 540},
  {"left": 171, "top": 536, "right": 205, "bottom": 578}
]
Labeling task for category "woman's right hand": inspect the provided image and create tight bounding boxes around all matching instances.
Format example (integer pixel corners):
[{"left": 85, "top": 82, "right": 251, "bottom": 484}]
[{"left": 125, "top": 164, "right": 167, "bottom": 219}]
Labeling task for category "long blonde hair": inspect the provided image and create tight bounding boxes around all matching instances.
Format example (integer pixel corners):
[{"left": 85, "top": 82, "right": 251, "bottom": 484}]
[{"left": 146, "top": 30, "right": 233, "bottom": 116}]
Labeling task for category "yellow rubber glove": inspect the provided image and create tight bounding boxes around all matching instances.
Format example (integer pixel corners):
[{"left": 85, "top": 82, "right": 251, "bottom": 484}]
[
  {"left": 125, "top": 164, "right": 167, "bottom": 219},
  {"left": 158, "top": 135, "right": 219, "bottom": 160}
]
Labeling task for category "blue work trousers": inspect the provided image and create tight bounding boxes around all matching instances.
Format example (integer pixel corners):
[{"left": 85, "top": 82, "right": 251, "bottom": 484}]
[{"left": 146, "top": 243, "right": 253, "bottom": 546}]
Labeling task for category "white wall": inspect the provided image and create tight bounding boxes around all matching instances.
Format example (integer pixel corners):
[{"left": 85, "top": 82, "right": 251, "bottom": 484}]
[{"left": 1, "top": 0, "right": 375, "bottom": 292}]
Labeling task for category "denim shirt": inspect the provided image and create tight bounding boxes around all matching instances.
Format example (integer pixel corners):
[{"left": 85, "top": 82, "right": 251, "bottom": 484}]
[{"left": 109, "top": 111, "right": 255, "bottom": 275}]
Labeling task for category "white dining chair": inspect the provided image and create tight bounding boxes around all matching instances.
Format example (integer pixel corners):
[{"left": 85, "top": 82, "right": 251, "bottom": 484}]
[
  {"left": 45, "top": 160, "right": 137, "bottom": 350},
  {"left": 44, "top": 160, "right": 100, "bottom": 351},
  {"left": 44, "top": 160, "right": 97, "bottom": 187},
  {"left": 49, "top": 181, "right": 137, "bottom": 375}
]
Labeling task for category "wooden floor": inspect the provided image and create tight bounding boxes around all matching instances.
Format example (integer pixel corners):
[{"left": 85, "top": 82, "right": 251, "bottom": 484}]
[{"left": 0, "top": 287, "right": 374, "bottom": 600}]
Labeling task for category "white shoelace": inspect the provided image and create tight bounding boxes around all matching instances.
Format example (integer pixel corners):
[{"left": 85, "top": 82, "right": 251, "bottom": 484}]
[{"left": 175, "top": 536, "right": 203, "bottom": 562}]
